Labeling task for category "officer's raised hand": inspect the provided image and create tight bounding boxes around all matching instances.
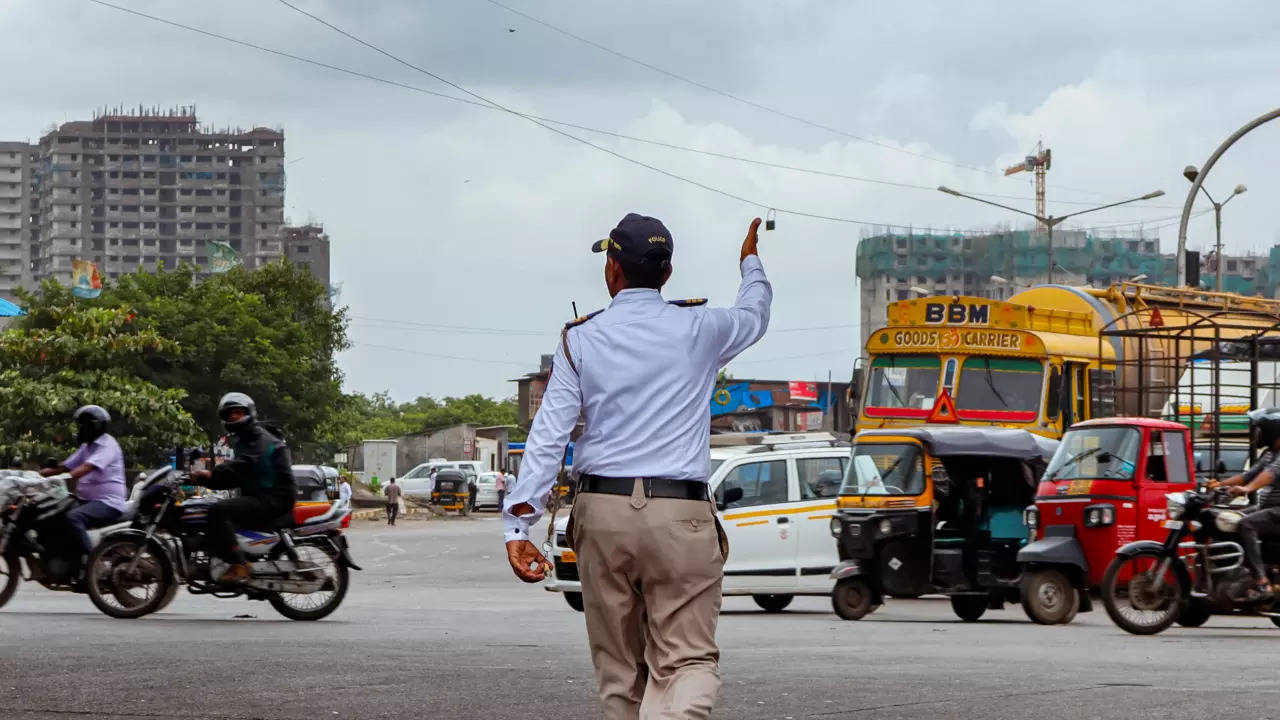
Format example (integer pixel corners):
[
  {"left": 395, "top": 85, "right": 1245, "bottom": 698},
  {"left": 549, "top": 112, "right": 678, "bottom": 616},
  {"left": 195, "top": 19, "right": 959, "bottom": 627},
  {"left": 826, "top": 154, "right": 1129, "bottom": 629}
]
[{"left": 740, "top": 217, "right": 763, "bottom": 263}]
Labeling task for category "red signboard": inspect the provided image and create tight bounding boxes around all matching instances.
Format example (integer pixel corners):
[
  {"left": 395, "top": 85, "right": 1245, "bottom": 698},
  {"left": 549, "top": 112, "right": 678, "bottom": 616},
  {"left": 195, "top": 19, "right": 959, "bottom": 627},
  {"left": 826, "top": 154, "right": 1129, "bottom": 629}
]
[{"left": 788, "top": 381, "right": 818, "bottom": 402}]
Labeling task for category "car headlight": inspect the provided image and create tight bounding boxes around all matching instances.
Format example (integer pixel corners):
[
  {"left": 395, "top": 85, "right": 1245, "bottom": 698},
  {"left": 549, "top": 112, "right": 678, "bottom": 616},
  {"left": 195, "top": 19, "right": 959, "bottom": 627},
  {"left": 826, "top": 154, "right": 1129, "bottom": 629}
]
[
  {"left": 878, "top": 518, "right": 893, "bottom": 536},
  {"left": 830, "top": 516, "right": 842, "bottom": 538},
  {"left": 1166, "top": 492, "right": 1186, "bottom": 520},
  {"left": 1083, "top": 503, "right": 1115, "bottom": 528},
  {"left": 1023, "top": 506, "right": 1039, "bottom": 530}
]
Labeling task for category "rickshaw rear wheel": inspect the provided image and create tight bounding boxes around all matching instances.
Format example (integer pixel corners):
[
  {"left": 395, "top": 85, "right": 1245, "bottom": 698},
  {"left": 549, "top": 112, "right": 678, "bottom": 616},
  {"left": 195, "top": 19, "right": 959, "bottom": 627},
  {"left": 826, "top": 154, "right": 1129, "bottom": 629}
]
[
  {"left": 1022, "top": 569, "right": 1080, "bottom": 625},
  {"left": 832, "top": 578, "right": 875, "bottom": 621},
  {"left": 1176, "top": 600, "right": 1212, "bottom": 628},
  {"left": 564, "top": 592, "right": 584, "bottom": 612},
  {"left": 950, "top": 594, "right": 988, "bottom": 622},
  {"left": 752, "top": 594, "right": 793, "bottom": 613}
]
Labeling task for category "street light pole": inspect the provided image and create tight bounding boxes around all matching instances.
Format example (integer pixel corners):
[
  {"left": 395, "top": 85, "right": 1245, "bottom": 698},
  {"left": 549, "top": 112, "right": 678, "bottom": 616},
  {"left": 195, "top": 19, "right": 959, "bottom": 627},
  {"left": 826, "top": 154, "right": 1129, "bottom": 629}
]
[
  {"left": 1183, "top": 166, "right": 1246, "bottom": 292},
  {"left": 937, "top": 187, "right": 1164, "bottom": 285}
]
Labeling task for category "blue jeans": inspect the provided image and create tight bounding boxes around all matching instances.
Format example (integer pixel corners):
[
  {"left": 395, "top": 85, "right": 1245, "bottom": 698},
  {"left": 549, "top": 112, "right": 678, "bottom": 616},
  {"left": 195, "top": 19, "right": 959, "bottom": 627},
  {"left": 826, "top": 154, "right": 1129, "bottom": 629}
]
[{"left": 66, "top": 500, "right": 123, "bottom": 555}]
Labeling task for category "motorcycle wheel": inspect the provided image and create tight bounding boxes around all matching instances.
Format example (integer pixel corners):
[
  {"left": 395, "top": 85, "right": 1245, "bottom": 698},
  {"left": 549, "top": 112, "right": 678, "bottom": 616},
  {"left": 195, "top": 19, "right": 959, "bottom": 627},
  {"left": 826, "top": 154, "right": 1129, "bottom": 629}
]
[
  {"left": 267, "top": 542, "right": 349, "bottom": 621},
  {"left": 752, "top": 594, "right": 794, "bottom": 613},
  {"left": 832, "top": 577, "right": 876, "bottom": 621},
  {"left": 564, "top": 591, "right": 585, "bottom": 612},
  {"left": 0, "top": 551, "right": 20, "bottom": 608},
  {"left": 85, "top": 537, "right": 171, "bottom": 619},
  {"left": 1022, "top": 569, "right": 1081, "bottom": 625},
  {"left": 1101, "top": 550, "right": 1185, "bottom": 635},
  {"left": 1176, "top": 600, "right": 1212, "bottom": 628},
  {"left": 950, "top": 594, "right": 988, "bottom": 622}
]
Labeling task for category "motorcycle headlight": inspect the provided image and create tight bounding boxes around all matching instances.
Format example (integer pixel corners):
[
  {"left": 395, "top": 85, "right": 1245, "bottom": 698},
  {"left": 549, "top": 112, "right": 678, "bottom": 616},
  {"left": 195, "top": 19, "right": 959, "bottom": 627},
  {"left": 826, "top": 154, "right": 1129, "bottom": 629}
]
[
  {"left": 1083, "top": 503, "right": 1115, "bottom": 528},
  {"left": 830, "top": 516, "right": 842, "bottom": 538},
  {"left": 1023, "top": 506, "right": 1039, "bottom": 530},
  {"left": 1165, "top": 492, "right": 1187, "bottom": 520}
]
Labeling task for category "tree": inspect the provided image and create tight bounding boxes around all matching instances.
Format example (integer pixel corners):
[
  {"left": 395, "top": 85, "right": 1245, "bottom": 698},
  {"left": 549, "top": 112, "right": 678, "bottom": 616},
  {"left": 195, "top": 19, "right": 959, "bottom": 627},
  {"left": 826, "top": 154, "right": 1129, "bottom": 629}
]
[
  {"left": 0, "top": 300, "right": 201, "bottom": 465},
  {"left": 17, "top": 262, "right": 349, "bottom": 462},
  {"left": 316, "top": 392, "right": 524, "bottom": 454}
]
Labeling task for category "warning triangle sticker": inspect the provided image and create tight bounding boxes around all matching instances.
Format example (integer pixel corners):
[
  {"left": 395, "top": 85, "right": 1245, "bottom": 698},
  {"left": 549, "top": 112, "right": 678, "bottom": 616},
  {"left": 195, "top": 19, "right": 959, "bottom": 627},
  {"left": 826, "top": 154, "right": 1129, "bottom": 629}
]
[
  {"left": 926, "top": 389, "right": 959, "bottom": 424},
  {"left": 1149, "top": 307, "right": 1165, "bottom": 328}
]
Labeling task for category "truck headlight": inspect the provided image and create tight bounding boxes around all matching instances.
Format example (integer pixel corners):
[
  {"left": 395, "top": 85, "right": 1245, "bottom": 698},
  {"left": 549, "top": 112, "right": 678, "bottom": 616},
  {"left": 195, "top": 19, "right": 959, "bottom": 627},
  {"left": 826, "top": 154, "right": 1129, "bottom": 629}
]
[
  {"left": 1023, "top": 506, "right": 1039, "bottom": 530},
  {"left": 1083, "top": 503, "right": 1115, "bottom": 528},
  {"left": 830, "top": 517, "right": 842, "bottom": 538},
  {"left": 878, "top": 518, "right": 893, "bottom": 536},
  {"left": 1166, "top": 492, "right": 1186, "bottom": 520}
]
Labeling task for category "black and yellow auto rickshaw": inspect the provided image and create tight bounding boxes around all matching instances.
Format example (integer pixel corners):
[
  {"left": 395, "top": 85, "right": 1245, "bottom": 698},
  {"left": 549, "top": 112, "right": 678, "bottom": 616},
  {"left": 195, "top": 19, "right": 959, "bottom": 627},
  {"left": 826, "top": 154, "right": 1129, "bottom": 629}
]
[
  {"left": 829, "top": 426, "right": 1058, "bottom": 621},
  {"left": 431, "top": 469, "right": 472, "bottom": 516}
]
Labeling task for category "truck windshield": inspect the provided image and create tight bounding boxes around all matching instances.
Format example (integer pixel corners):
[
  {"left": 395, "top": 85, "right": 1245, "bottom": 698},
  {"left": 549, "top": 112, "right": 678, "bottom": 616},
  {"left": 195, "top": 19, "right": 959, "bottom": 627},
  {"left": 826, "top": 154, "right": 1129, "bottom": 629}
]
[
  {"left": 865, "top": 356, "right": 940, "bottom": 410},
  {"left": 955, "top": 357, "right": 1043, "bottom": 413},
  {"left": 1044, "top": 427, "right": 1141, "bottom": 481},
  {"left": 840, "top": 443, "right": 925, "bottom": 496}
]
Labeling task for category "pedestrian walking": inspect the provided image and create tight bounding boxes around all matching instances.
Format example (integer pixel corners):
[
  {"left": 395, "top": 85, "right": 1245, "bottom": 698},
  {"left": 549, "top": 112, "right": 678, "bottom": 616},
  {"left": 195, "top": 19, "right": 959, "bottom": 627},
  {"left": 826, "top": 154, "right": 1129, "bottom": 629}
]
[
  {"left": 384, "top": 477, "right": 401, "bottom": 526},
  {"left": 503, "top": 214, "right": 771, "bottom": 719},
  {"left": 338, "top": 476, "right": 352, "bottom": 505},
  {"left": 495, "top": 470, "right": 507, "bottom": 509}
]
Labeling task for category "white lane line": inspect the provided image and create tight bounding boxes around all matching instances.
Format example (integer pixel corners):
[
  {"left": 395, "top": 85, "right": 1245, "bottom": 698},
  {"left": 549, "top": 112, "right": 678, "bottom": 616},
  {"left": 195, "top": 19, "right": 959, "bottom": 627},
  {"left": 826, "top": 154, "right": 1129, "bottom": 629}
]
[{"left": 368, "top": 533, "right": 407, "bottom": 565}]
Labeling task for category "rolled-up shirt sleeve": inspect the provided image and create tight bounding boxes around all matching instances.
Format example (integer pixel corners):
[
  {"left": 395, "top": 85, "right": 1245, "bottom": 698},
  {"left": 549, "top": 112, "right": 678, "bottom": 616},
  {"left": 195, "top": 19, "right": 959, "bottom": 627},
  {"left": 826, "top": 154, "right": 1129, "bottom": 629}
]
[
  {"left": 503, "top": 333, "right": 582, "bottom": 543},
  {"left": 705, "top": 254, "right": 773, "bottom": 366}
]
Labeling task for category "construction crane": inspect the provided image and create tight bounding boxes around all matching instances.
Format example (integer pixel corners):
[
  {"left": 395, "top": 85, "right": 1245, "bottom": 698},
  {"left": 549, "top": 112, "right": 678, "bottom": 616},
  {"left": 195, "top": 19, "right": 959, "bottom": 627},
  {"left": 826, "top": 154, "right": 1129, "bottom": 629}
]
[{"left": 1004, "top": 141, "right": 1051, "bottom": 226}]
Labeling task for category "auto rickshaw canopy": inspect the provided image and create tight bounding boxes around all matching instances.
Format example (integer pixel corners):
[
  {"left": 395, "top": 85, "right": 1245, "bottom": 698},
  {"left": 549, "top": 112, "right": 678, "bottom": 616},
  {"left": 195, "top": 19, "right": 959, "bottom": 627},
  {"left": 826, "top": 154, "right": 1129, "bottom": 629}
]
[{"left": 856, "top": 426, "right": 1059, "bottom": 464}]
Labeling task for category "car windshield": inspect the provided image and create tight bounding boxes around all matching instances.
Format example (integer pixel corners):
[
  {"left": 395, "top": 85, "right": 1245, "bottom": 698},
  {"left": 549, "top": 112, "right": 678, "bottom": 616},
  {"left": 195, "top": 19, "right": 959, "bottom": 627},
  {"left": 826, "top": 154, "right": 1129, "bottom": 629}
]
[
  {"left": 403, "top": 464, "right": 434, "bottom": 479},
  {"left": 840, "top": 443, "right": 925, "bottom": 496},
  {"left": 1044, "top": 426, "right": 1141, "bottom": 481},
  {"left": 955, "top": 357, "right": 1043, "bottom": 413},
  {"left": 865, "top": 355, "right": 940, "bottom": 410}
]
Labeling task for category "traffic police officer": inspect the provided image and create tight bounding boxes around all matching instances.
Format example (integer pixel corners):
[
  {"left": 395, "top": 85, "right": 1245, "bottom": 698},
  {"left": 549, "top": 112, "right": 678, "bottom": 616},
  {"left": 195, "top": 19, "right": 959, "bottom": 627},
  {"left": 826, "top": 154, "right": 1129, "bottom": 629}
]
[{"left": 504, "top": 213, "right": 772, "bottom": 719}]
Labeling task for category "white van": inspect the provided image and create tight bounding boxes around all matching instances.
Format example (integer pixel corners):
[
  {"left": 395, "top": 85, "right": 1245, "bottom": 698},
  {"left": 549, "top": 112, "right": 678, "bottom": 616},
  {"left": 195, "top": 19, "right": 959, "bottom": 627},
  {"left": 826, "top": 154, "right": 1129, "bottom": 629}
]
[
  {"left": 545, "top": 433, "right": 850, "bottom": 612},
  {"left": 398, "top": 460, "right": 483, "bottom": 500}
]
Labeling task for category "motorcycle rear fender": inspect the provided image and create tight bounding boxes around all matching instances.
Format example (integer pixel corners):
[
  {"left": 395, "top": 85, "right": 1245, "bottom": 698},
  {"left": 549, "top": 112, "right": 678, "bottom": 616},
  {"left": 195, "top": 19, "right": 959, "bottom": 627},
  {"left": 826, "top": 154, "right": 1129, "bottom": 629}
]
[{"left": 294, "top": 533, "right": 361, "bottom": 572}]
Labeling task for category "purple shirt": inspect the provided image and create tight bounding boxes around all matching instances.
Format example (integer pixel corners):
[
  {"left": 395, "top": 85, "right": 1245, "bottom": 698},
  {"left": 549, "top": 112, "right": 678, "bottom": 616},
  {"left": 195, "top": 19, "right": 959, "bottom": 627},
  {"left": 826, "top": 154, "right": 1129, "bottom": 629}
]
[{"left": 64, "top": 434, "right": 127, "bottom": 511}]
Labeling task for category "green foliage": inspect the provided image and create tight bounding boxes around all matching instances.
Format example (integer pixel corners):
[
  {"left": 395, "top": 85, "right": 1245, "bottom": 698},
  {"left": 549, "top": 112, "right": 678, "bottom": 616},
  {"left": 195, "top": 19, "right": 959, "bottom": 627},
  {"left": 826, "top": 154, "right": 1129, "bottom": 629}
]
[
  {"left": 320, "top": 392, "right": 523, "bottom": 451},
  {"left": 15, "top": 261, "right": 348, "bottom": 463},
  {"left": 0, "top": 300, "right": 201, "bottom": 464}
]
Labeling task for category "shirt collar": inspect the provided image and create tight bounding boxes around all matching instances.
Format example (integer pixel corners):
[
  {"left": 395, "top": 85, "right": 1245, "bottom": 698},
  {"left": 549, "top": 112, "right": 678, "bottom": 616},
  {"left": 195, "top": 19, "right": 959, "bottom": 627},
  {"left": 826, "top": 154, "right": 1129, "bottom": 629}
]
[{"left": 609, "top": 288, "right": 664, "bottom": 307}]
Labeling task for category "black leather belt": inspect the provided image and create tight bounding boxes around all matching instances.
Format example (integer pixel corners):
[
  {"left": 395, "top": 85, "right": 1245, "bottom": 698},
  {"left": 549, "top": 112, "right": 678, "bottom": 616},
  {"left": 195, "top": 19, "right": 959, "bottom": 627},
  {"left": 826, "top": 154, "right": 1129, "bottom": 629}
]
[{"left": 579, "top": 474, "right": 708, "bottom": 501}]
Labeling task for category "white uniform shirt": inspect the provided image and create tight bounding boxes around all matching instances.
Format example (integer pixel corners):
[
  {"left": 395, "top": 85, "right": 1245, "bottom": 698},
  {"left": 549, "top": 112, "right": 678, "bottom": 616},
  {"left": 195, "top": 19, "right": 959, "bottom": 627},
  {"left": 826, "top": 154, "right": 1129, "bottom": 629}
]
[
  {"left": 338, "top": 480, "right": 352, "bottom": 503},
  {"left": 503, "top": 255, "right": 772, "bottom": 542}
]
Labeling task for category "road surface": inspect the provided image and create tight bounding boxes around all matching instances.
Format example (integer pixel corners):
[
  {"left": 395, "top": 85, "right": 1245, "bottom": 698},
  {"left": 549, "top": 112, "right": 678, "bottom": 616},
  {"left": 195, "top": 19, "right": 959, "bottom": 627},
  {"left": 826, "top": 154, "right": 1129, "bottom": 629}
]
[{"left": 2, "top": 514, "right": 1277, "bottom": 719}]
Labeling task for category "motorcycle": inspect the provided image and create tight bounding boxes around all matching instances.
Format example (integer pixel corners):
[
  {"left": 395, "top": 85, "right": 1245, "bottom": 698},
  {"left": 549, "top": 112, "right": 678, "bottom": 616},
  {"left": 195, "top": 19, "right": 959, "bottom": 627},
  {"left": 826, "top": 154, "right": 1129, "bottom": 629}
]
[
  {"left": 1101, "top": 487, "right": 1280, "bottom": 634},
  {"left": 0, "top": 470, "right": 111, "bottom": 608},
  {"left": 85, "top": 467, "right": 359, "bottom": 620}
]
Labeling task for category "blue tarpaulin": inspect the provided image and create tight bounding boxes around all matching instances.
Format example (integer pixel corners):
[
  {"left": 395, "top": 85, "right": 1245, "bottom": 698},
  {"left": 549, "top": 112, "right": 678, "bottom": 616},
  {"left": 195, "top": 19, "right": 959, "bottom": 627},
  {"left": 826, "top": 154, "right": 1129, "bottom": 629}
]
[{"left": 0, "top": 297, "right": 24, "bottom": 317}]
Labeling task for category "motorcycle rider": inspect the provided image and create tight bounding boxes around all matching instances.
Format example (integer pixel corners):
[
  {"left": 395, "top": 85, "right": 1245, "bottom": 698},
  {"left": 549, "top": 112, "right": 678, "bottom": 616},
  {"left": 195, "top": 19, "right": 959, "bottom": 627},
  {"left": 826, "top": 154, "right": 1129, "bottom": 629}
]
[
  {"left": 1210, "top": 408, "right": 1280, "bottom": 598},
  {"left": 39, "top": 405, "right": 127, "bottom": 561},
  {"left": 189, "top": 393, "right": 295, "bottom": 584}
]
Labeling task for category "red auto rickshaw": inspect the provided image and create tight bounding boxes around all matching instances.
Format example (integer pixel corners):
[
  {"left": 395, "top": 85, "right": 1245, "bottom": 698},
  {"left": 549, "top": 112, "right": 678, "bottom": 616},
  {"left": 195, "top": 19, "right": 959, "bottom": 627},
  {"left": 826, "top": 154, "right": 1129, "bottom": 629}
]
[{"left": 1016, "top": 417, "right": 1196, "bottom": 624}]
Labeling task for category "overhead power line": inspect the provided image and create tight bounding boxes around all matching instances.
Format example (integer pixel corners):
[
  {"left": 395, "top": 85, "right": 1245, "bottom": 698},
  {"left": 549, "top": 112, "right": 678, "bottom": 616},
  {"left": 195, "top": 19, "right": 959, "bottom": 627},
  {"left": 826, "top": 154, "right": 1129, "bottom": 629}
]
[
  {"left": 87, "top": 0, "right": 1187, "bottom": 232},
  {"left": 352, "top": 315, "right": 860, "bottom": 336},
  {"left": 349, "top": 340, "right": 532, "bottom": 367}
]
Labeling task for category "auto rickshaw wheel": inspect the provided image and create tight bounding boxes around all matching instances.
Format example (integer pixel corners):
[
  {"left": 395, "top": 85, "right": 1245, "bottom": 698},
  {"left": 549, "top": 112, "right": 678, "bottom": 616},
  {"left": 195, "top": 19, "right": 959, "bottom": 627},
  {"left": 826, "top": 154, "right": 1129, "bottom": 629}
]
[
  {"left": 752, "top": 594, "right": 793, "bottom": 613},
  {"left": 1022, "top": 569, "right": 1081, "bottom": 625},
  {"left": 564, "top": 592, "right": 584, "bottom": 612},
  {"left": 1270, "top": 616, "right": 1280, "bottom": 629},
  {"left": 950, "top": 594, "right": 988, "bottom": 622},
  {"left": 1176, "top": 600, "right": 1212, "bottom": 628},
  {"left": 832, "top": 578, "right": 875, "bottom": 621}
]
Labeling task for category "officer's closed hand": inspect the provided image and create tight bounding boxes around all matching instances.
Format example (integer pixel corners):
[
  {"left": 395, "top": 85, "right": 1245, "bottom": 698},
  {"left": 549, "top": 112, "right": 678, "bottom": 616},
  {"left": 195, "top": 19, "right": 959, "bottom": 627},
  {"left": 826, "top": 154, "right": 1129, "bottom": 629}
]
[
  {"left": 740, "top": 217, "right": 762, "bottom": 263},
  {"left": 506, "top": 540, "right": 550, "bottom": 583}
]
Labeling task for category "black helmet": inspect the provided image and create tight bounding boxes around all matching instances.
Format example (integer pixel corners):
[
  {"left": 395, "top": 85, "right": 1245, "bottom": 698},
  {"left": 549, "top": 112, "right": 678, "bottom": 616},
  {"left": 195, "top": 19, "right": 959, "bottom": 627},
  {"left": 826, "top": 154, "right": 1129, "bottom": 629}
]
[
  {"left": 73, "top": 405, "right": 111, "bottom": 445},
  {"left": 217, "top": 392, "right": 257, "bottom": 433},
  {"left": 1249, "top": 408, "right": 1280, "bottom": 449}
]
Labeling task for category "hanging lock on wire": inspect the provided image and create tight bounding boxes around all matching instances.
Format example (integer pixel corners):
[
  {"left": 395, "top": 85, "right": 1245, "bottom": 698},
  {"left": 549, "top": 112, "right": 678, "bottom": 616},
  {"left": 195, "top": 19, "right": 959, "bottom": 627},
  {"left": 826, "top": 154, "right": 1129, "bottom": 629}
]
[{"left": 765, "top": 208, "right": 776, "bottom": 231}]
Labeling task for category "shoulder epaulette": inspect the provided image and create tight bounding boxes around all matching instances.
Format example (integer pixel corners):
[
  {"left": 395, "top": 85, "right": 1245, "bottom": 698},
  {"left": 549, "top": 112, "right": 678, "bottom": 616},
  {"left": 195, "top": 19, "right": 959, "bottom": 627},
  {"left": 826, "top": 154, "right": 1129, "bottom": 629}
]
[
  {"left": 564, "top": 309, "right": 604, "bottom": 330},
  {"left": 668, "top": 298, "right": 707, "bottom": 307}
]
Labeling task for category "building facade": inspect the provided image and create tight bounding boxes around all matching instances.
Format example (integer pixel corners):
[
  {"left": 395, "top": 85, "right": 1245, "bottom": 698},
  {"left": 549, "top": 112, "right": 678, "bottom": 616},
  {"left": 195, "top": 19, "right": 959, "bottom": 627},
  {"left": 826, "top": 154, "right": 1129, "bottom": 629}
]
[
  {"left": 0, "top": 142, "right": 36, "bottom": 298},
  {"left": 282, "top": 223, "right": 331, "bottom": 290}
]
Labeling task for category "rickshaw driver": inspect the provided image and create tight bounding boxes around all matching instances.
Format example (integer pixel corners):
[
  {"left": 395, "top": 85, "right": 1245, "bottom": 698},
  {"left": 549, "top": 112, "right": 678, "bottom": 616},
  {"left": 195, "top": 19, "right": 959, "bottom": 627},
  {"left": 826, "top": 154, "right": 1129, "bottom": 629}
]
[{"left": 1208, "top": 409, "right": 1280, "bottom": 598}]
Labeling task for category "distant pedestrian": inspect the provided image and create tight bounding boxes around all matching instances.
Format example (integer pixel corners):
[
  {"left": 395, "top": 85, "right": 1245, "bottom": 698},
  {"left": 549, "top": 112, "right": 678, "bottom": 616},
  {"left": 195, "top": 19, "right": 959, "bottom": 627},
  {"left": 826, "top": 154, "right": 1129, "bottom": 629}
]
[
  {"left": 428, "top": 467, "right": 439, "bottom": 493},
  {"left": 384, "top": 477, "right": 401, "bottom": 526},
  {"left": 495, "top": 470, "right": 507, "bottom": 509},
  {"left": 338, "top": 476, "right": 352, "bottom": 505}
]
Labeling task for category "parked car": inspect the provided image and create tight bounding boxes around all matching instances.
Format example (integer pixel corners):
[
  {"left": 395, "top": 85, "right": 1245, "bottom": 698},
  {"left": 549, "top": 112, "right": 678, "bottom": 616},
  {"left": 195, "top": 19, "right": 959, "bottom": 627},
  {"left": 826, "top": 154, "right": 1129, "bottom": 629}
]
[
  {"left": 546, "top": 433, "right": 850, "bottom": 612},
  {"left": 475, "top": 472, "right": 502, "bottom": 510}
]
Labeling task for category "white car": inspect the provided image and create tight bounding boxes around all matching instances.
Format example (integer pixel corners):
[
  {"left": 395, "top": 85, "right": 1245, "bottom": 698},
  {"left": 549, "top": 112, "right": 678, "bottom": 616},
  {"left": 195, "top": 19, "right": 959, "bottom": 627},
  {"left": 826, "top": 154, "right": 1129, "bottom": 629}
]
[
  {"left": 475, "top": 472, "right": 502, "bottom": 510},
  {"left": 545, "top": 433, "right": 850, "bottom": 613}
]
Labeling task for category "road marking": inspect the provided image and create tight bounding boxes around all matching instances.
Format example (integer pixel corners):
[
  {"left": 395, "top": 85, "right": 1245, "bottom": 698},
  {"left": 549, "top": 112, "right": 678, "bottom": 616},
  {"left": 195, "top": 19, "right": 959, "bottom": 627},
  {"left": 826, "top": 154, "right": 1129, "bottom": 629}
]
[{"left": 368, "top": 533, "right": 407, "bottom": 565}]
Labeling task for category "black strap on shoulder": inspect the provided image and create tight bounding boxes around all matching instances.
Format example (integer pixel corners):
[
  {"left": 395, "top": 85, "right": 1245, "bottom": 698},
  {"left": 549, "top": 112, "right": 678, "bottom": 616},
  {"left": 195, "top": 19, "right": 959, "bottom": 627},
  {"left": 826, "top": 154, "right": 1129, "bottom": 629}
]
[{"left": 668, "top": 298, "right": 708, "bottom": 307}]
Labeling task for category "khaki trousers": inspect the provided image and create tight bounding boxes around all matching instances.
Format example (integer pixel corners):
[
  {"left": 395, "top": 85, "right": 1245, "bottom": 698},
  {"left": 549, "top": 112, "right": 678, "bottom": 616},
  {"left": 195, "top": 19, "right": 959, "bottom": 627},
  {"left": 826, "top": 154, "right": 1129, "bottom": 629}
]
[{"left": 569, "top": 481, "right": 726, "bottom": 720}]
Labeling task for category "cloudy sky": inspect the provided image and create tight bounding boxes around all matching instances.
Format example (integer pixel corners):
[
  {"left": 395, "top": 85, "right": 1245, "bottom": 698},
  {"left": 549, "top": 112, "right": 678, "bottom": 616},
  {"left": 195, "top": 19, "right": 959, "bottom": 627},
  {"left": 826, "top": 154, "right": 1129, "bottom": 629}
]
[{"left": 4, "top": 1, "right": 1279, "bottom": 400}]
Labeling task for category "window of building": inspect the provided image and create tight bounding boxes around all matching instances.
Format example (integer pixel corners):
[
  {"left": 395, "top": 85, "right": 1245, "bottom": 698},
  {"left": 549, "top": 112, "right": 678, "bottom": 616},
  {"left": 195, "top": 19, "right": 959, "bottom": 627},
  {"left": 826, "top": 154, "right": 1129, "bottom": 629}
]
[{"left": 295, "top": 245, "right": 309, "bottom": 254}]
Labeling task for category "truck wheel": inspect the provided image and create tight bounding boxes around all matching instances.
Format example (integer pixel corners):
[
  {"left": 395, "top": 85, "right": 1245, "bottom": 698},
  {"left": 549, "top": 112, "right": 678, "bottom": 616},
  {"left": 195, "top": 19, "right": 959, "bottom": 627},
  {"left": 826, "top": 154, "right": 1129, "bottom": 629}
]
[
  {"left": 832, "top": 578, "right": 875, "bottom": 620},
  {"left": 1176, "top": 600, "right": 1212, "bottom": 628},
  {"left": 950, "top": 595, "right": 988, "bottom": 622},
  {"left": 752, "top": 594, "right": 793, "bottom": 613},
  {"left": 564, "top": 592, "right": 584, "bottom": 612},
  {"left": 1022, "top": 569, "right": 1081, "bottom": 625}
]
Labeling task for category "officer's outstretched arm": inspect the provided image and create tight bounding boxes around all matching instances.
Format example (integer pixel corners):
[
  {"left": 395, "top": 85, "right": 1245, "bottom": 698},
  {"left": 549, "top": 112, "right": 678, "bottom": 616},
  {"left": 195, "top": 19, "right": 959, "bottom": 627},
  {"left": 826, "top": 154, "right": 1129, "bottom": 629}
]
[{"left": 711, "top": 219, "right": 773, "bottom": 366}]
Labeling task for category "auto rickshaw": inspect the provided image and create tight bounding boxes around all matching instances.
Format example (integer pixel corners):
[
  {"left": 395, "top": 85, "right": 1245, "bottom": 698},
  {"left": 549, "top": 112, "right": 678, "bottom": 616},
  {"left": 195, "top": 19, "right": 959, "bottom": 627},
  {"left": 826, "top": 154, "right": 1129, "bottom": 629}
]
[
  {"left": 1017, "top": 417, "right": 1196, "bottom": 624},
  {"left": 830, "top": 426, "right": 1058, "bottom": 621},
  {"left": 431, "top": 469, "right": 472, "bottom": 515}
]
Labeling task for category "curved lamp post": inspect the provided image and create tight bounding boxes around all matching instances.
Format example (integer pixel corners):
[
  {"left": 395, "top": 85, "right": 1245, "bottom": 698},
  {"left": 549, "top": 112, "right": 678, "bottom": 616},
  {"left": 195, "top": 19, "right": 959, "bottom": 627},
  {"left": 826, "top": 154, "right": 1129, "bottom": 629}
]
[{"left": 1177, "top": 107, "right": 1280, "bottom": 286}]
